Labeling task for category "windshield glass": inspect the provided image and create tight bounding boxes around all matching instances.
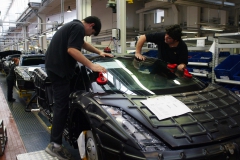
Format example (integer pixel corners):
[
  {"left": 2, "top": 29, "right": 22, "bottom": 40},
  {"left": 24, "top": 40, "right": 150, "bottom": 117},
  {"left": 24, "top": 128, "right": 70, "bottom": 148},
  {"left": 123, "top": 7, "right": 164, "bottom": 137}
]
[
  {"left": 21, "top": 56, "right": 45, "bottom": 66},
  {"left": 91, "top": 56, "right": 206, "bottom": 96}
]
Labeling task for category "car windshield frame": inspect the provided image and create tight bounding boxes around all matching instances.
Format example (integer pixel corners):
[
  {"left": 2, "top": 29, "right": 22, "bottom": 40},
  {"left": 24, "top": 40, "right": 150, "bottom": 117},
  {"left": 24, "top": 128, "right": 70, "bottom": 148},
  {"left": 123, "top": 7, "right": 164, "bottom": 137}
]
[
  {"left": 88, "top": 55, "right": 206, "bottom": 96},
  {"left": 20, "top": 55, "right": 45, "bottom": 66}
]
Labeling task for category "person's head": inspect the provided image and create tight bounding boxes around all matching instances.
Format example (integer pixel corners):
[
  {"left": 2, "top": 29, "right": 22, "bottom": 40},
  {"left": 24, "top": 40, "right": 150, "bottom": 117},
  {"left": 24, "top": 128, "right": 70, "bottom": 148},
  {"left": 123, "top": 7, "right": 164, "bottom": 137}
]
[
  {"left": 82, "top": 16, "right": 101, "bottom": 36},
  {"left": 164, "top": 24, "right": 182, "bottom": 44},
  {"left": 12, "top": 58, "right": 19, "bottom": 65}
]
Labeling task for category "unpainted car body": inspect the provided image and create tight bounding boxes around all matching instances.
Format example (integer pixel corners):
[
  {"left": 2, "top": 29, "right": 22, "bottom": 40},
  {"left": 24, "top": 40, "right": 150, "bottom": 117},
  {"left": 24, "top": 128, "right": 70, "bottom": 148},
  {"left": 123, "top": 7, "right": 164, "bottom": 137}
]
[
  {"left": 14, "top": 54, "right": 45, "bottom": 90},
  {"left": 0, "top": 50, "right": 21, "bottom": 73},
  {"left": 2, "top": 54, "right": 21, "bottom": 75}
]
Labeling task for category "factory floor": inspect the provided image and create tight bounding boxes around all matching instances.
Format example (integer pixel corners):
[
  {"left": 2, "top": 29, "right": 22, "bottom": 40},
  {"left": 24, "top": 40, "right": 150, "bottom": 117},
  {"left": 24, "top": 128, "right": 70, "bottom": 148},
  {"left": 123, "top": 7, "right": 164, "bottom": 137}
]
[
  {"left": 0, "top": 86, "right": 26, "bottom": 160},
  {"left": 0, "top": 72, "right": 80, "bottom": 160}
]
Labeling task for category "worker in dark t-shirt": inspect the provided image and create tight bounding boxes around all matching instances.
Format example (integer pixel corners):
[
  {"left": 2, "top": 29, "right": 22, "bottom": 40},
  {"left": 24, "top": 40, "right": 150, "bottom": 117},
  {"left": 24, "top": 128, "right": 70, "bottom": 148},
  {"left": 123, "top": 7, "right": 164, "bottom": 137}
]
[
  {"left": 45, "top": 16, "right": 113, "bottom": 160},
  {"left": 135, "top": 24, "right": 188, "bottom": 71},
  {"left": 6, "top": 58, "right": 19, "bottom": 102}
]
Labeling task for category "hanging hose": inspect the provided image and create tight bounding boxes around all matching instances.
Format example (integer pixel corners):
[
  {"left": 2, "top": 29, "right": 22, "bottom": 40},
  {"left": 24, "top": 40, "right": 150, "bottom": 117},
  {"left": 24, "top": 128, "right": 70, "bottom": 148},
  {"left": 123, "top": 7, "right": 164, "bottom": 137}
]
[{"left": 104, "top": 39, "right": 112, "bottom": 53}]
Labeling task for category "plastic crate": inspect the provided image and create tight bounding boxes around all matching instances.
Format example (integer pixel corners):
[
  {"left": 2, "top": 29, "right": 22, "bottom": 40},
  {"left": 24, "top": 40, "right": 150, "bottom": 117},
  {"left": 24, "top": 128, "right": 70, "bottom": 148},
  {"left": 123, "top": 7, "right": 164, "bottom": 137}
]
[
  {"left": 191, "top": 66, "right": 211, "bottom": 74},
  {"left": 233, "top": 70, "right": 240, "bottom": 81},
  {"left": 188, "top": 52, "right": 199, "bottom": 59},
  {"left": 232, "top": 85, "right": 240, "bottom": 95},
  {"left": 186, "top": 67, "right": 193, "bottom": 72},
  {"left": 223, "top": 84, "right": 235, "bottom": 91},
  {"left": 188, "top": 52, "right": 212, "bottom": 62},
  {"left": 214, "top": 55, "right": 240, "bottom": 80},
  {"left": 219, "top": 52, "right": 230, "bottom": 57}
]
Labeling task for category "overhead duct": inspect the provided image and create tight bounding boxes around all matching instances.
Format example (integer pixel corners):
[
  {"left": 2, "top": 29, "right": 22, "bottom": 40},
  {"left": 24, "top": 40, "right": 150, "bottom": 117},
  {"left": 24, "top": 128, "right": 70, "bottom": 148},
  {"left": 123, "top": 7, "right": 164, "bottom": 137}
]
[
  {"left": 28, "top": 2, "right": 41, "bottom": 9},
  {"left": 201, "top": 0, "right": 235, "bottom": 7}
]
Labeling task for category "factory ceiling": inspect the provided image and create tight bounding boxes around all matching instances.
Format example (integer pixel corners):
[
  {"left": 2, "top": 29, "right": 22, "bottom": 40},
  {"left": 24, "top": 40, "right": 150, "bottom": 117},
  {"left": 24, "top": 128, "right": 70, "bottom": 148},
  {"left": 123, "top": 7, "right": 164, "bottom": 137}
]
[{"left": 0, "top": 0, "right": 240, "bottom": 48}]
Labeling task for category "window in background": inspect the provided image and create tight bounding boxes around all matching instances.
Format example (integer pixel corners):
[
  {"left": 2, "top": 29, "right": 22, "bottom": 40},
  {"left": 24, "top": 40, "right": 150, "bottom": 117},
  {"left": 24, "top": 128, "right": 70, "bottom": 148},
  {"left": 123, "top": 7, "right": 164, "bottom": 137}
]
[{"left": 154, "top": 9, "right": 164, "bottom": 24}]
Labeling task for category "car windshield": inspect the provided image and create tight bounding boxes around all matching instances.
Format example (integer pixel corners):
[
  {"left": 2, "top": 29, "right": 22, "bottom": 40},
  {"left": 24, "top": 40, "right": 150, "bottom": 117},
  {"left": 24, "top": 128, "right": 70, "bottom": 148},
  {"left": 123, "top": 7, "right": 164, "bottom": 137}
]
[
  {"left": 21, "top": 56, "right": 45, "bottom": 66},
  {"left": 91, "top": 56, "right": 206, "bottom": 96},
  {"left": 5, "top": 54, "right": 20, "bottom": 61}
]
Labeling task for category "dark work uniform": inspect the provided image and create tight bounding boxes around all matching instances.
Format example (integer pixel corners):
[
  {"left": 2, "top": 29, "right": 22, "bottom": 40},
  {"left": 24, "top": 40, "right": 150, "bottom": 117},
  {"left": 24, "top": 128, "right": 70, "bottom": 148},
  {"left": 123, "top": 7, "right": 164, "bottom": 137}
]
[
  {"left": 45, "top": 19, "right": 84, "bottom": 145},
  {"left": 6, "top": 63, "right": 17, "bottom": 101},
  {"left": 146, "top": 32, "right": 188, "bottom": 65}
]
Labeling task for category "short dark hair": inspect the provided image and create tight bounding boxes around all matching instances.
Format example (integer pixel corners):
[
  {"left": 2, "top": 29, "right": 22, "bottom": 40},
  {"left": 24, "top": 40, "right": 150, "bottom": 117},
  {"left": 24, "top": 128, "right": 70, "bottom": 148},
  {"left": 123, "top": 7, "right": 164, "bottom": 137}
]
[
  {"left": 83, "top": 16, "right": 101, "bottom": 36},
  {"left": 165, "top": 24, "right": 182, "bottom": 41}
]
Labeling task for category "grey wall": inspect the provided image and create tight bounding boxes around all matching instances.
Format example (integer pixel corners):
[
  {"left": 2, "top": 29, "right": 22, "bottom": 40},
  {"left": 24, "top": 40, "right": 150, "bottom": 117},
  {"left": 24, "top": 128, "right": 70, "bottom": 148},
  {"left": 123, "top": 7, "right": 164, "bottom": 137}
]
[{"left": 92, "top": 0, "right": 143, "bottom": 30}]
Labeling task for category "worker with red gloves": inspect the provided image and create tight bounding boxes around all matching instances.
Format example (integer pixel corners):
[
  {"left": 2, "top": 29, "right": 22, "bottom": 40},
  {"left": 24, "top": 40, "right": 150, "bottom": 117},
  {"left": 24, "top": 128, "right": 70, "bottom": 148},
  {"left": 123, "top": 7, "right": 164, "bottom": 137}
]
[{"left": 135, "top": 24, "right": 188, "bottom": 72}]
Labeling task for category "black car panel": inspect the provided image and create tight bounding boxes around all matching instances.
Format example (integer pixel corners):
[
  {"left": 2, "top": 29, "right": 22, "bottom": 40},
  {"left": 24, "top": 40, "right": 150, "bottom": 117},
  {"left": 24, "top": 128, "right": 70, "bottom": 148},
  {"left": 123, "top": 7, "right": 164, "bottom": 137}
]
[
  {"left": 29, "top": 55, "right": 240, "bottom": 159},
  {"left": 15, "top": 54, "right": 45, "bottom": 90},
  {"left": 2, "top": 54, "right": 21, "bottom": 74}
]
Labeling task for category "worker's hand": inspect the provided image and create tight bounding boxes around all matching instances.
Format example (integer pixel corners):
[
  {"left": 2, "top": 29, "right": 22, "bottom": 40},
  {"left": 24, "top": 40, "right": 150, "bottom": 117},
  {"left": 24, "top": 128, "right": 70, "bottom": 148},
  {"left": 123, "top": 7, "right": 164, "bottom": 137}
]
[
  {"left": 177, "top": 64, "right": 186, "bottom": 71},
  {"left": 90, "top": 64, "right": 107, "bottom": 73},
  {"left": 99, "top": 51, "right": 114, "bottom": 58},
  {"left": 135, "top": 52, "right": 146, "bottom": 61}
]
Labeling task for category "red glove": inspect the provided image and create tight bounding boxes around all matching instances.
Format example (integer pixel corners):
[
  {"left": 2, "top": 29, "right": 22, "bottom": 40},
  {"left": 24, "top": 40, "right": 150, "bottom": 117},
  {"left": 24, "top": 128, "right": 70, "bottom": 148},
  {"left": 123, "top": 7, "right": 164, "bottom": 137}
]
[
  {"left": 183, "top": 68, "right": 192, "bottom": 78},
  {"left": 167, "top": 64, "right": 177, "bottom": 73}
]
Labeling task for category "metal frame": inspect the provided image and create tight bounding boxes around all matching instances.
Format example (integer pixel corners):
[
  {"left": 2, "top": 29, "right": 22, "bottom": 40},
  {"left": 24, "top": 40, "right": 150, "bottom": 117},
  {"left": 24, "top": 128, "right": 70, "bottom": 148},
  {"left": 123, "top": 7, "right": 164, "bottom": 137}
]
[{"left": 213, "top": 32, "right": 240, "bottom": 84}]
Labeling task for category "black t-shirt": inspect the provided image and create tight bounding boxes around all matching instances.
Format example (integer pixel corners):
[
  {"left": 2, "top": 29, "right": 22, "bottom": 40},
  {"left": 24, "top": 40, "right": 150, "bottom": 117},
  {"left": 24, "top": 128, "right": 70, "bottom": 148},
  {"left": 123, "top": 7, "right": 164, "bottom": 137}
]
[
  {"left": 45, "top": 19, "right": 84, "bottom": 78},
  {"left": 6, "top": 63, "right": 17, "bottom": 81},
  {"left": 146, "top": 32, "right": 188, "bottom": 65}
]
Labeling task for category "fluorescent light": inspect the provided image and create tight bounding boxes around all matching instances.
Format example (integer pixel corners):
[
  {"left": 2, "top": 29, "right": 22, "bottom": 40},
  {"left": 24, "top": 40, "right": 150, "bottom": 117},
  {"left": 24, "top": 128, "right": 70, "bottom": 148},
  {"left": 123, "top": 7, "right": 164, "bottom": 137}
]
[
  {"left": 183, "top": 37, "right": 208, "bottom": 41},
  {"left": 182, "top": 30, "right": 198, "bottom": 34},
  {"left": 67, "top": 6, "right": 72, "bottom": 12},
  {"left": 201, "top": 26, "right": 224, "bottom": 31},
  {"left": 202, "top": 0, "right": 235, "bottom": 6}
]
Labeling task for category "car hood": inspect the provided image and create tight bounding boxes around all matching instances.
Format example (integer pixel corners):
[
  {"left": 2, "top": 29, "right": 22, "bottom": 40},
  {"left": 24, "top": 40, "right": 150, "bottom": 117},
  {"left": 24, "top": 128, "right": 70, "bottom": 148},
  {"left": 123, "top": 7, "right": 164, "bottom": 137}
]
[
  {"left": 95, "top": 83, "right": 240, "bottom": 149},
  {"left": 15, "top": 65, "right": 45, "bottom": 81}
]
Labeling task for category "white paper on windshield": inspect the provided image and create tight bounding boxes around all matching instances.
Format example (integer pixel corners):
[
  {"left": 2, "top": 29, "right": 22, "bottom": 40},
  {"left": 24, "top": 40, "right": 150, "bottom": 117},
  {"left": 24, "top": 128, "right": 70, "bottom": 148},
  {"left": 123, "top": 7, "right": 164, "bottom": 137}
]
[
  {"left": 141, "top": 95, "right": 192, "bottom": 120},
  {"left": 96, "top": 62, "right": 122, "bottom": 69}
]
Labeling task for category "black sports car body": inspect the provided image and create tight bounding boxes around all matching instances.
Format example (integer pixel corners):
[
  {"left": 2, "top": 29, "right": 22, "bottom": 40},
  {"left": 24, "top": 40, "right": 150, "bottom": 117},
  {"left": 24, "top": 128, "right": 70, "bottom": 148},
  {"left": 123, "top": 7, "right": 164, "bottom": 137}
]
[
  {"left": 14, "top": 54, "right": 45, "bottom": 90},
  {"left": 0, "top": 50, "right": 21, "bottom": 73},
  {"left": 32, "top": 55, "right": 240, "bottom": 160},
  {"left": 2, "top": 54, "right": 21, "bottom": 74}
]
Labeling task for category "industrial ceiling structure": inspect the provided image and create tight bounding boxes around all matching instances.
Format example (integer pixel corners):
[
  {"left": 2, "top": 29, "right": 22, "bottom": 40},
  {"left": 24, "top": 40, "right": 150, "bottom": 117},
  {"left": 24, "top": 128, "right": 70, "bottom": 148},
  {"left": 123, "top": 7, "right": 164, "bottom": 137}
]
[{"left": 0, "top": 0, "right": 240, "bottom": 50}]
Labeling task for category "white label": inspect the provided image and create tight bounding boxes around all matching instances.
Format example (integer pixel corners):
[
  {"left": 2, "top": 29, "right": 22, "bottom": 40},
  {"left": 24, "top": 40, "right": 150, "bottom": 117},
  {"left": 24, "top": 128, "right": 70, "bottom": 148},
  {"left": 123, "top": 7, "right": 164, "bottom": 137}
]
[{"left": 197, "top": 39, "right": 205, "bottom": 47}]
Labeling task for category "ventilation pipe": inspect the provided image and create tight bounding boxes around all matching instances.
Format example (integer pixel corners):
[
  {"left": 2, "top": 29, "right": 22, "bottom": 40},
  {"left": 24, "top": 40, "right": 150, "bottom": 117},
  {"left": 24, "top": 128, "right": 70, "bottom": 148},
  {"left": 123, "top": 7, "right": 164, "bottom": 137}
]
[
  {"left": 33, "top": 9, "right": 43, "bottom": 49},
  {"left": 59, "top": 0, "right": 64, "bottom": 26}
]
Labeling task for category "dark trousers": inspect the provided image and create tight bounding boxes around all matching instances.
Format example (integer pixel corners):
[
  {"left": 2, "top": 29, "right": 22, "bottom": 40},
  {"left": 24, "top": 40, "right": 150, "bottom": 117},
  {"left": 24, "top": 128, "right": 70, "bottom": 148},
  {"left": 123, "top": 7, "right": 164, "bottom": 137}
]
[
  {"left": 7, "top": 80, "right": 14, "bottom": 101},
  {"left": 47, "top": 70, "right": 71, "bottom": 145}
]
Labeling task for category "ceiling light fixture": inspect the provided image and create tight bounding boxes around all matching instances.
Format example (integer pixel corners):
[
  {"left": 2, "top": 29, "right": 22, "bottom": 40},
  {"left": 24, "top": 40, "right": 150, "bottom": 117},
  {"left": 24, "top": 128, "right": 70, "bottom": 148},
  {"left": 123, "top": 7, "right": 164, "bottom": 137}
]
[
  {"left": 35, "top": 25, "right": 38, "bottom": 29},
  {"left": 67, "top": 6, "right": 72, "bottom": 12},
  {"left": 200, "top": 26, "right": 224, "bottom": 32},
  {"left": 182, "top": 30, "right": 198, "bottom": 34}
]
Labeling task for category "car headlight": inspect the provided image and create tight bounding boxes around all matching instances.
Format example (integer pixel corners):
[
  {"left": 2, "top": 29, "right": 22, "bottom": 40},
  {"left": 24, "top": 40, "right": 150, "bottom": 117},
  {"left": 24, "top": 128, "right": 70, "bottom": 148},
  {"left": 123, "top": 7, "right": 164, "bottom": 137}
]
[{"left": 102, "top": 105, "right": 168, "bottom": 152}]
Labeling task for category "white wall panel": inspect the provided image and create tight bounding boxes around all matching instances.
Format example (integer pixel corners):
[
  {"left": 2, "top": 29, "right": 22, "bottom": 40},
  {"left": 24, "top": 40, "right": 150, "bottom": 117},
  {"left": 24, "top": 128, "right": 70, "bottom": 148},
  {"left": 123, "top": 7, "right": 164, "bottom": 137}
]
[{"left": 187, "top": 6, "right": 200, "bottom": 28}]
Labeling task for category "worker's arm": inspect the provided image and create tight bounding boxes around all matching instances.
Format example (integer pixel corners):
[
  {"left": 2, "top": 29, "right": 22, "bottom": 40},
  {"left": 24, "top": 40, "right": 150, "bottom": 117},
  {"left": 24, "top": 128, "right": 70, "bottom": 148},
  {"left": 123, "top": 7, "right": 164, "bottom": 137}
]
[
  {"left": 177, "top": 63, "right": 186, "bottom": 71},
  {"left": 135, "top": 35, "right": 147, "bottom": 60},
  {"left": 82, "top": 41, "right": 113, "bottom": 58},
  {"left": 68, "top": 48, "right": 107, "bottom": 73},
  {"left": 177, "top": 41, "right": 188, "bottom": 71}
]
